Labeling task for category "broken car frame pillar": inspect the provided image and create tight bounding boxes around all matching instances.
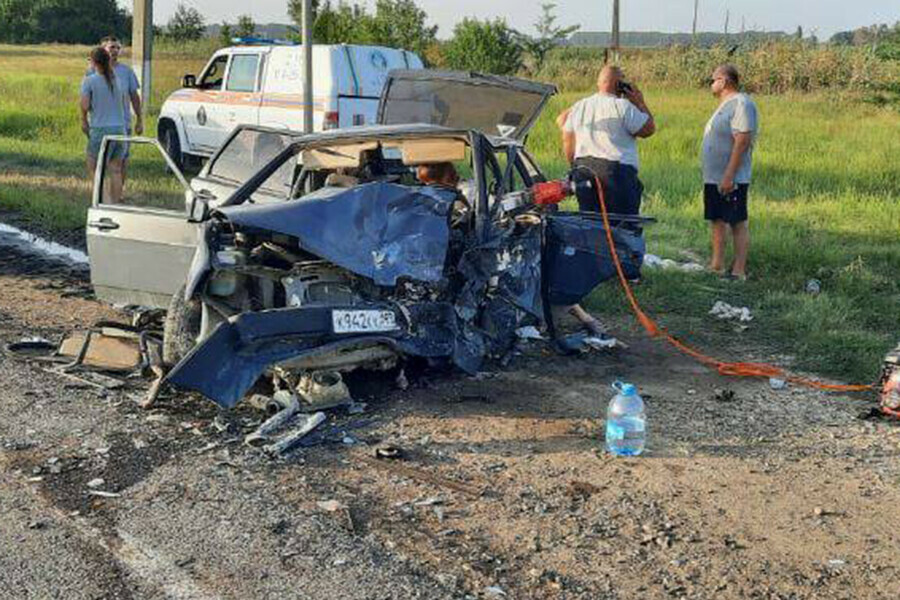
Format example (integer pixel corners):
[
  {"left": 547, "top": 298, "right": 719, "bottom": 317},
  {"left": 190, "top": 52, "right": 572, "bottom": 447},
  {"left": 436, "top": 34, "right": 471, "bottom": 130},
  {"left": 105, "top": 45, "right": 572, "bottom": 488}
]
[
  {"left": 302, "top": 0, "right": 314, "bottom": 134},
  {"left": 133, "top": 0, "right": 153, "bottom": 116}
]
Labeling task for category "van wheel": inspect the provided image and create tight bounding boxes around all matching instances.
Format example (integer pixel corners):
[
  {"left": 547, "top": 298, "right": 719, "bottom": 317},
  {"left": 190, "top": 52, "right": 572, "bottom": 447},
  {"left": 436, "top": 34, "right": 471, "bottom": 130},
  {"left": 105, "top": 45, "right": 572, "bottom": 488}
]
[
  {"left": 163, "top": 284, "right": 202, "bottom": 367},
  {"left": 159, "top": 122, "right": 184, "bottom": 172}
]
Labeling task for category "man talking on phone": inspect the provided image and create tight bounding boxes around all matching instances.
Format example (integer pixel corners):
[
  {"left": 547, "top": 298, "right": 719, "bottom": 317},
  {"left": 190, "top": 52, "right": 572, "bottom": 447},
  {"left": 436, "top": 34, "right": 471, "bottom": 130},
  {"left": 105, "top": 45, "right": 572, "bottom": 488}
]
[
  {"left": 557, "top": 65, "right": 656, "bottom": 216},
  {"left": 553, "top": 66, "right": 655, "bottom": 338}
]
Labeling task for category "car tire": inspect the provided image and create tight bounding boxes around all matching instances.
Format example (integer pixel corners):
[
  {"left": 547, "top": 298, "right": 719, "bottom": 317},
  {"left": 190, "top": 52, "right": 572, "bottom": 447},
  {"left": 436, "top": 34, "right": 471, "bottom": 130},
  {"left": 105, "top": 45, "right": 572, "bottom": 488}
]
[
  {"left": 159, "top": 122, "right": 184, "bottom": 172},
  {"left": 163, "top": 284, "right": 202, "bottom": 367}
]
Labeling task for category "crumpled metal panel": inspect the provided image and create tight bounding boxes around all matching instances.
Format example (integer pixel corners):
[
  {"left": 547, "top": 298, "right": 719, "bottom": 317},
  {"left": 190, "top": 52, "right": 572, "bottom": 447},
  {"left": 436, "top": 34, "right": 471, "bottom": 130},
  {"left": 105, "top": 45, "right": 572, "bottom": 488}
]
[
  {"left": 166, "top": 305, "right": 405, "bottom": 408},
  {"left": 544, "top": 214, "right": 645, "bottom": 307},
  {"left": 217, "top": 182, "right": 456, "bottom": 286}
]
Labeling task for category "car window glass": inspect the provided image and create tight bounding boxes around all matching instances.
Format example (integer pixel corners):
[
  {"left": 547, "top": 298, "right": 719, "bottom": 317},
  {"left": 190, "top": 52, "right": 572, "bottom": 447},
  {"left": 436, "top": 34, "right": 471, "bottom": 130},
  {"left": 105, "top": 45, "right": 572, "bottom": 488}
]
[
  {"left": 199, "top": 55, "right": 228, "bottom": 90},
  {"left": 98, "top": 140, "right": 187, "bottom": 212},
  {"left": 226, "top": 55, "right": 259, "bottom": 93},
  {"left": 209, "top": 129, "right": 297, "bottom": 195}
]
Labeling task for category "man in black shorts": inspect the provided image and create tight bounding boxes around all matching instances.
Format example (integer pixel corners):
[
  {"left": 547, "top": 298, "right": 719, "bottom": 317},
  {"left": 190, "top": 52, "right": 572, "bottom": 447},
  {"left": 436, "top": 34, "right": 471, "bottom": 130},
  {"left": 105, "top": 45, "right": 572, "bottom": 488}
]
[{"left": 702, "top": 64, "right": 759, "bottom": 280}]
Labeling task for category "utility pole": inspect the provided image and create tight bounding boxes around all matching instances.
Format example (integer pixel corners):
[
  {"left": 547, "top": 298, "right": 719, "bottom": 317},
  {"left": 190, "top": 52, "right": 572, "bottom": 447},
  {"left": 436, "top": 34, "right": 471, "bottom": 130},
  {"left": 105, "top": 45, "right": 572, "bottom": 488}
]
[
  {"left": 724, "top": 9, "right": 730, "bottom": 35},
  {"left": 133, "top": 0, "right": 153, "bottom": 116},
  {"left": 611, "top": 0, "right": 620, "bottom": 56},
  {"left": 302, "top": 0, "right": 314, "bottom": 134},
  {"left": 692, "top": 0, "right": 699, "bottom": 42}
]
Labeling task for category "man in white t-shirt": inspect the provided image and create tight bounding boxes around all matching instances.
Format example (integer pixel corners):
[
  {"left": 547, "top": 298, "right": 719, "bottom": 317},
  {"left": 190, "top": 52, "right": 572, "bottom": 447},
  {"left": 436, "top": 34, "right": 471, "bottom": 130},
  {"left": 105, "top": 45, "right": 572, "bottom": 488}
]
[
  {"left": 558, "top": 65, "right": 656, "bottom": 216},
  {"left": 702, "top": 64, "right": 759, "bottom": 280}
]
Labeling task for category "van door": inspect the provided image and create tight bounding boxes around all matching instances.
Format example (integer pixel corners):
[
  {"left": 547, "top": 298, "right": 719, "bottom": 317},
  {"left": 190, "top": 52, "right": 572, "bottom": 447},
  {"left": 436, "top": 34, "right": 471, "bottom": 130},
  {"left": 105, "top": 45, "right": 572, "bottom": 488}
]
[
  {"left": 184, "top": 53, "right": 230, "bottom": 154},
  {"left": 259, "top": 47, "right": 326, "bottom": 132},
  {"left": 87, "top": 138, "right": 199, "bottom": 308},
  {"left": 219, "top": 53, "right": 264, "bottom": 139}
]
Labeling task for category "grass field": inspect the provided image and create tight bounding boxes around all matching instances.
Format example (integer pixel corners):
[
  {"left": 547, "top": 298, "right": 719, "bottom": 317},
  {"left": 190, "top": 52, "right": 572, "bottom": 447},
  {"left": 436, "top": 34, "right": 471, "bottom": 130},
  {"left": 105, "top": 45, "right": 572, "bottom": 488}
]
[{"left": 0, "top": 44, "right": 898, "bottom": 385}]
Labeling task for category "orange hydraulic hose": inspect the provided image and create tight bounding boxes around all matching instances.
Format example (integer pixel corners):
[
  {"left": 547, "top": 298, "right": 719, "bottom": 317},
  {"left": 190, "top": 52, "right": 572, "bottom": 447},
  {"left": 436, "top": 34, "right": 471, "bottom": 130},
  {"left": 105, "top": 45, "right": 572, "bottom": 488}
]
[{"left": 589, "top": 176, "right": 875, "bottom": 394}]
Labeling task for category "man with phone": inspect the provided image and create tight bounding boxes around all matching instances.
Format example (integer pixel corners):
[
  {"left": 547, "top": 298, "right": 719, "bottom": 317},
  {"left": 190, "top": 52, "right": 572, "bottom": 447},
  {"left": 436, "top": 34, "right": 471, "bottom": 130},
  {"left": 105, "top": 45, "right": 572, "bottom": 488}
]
[
  {"left": 702, "top": 64, "right": 759, "bottom": 280},
  {"left": 554, "top": 66, "right": 655, "bottom": 338},
  {"left": 557, "top": 65, "right": 655, "bottom": 216}
]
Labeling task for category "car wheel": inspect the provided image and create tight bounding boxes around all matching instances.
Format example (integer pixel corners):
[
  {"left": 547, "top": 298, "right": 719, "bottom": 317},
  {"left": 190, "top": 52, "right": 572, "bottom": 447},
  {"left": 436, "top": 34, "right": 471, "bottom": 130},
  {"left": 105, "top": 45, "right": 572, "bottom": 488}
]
[
  {"left": 163, "top": 284, "right": 202, "bottom": 367},
  {"left": 160, "top": 122, "right": 184, "bottom": 172}
]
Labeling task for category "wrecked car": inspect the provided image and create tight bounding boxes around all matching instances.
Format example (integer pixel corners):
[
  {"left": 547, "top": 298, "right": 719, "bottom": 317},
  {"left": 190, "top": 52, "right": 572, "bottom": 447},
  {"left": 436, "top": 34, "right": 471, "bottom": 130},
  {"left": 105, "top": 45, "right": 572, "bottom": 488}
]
[{"left": 87, "top": 70, "right": 649, "bottom": 408}]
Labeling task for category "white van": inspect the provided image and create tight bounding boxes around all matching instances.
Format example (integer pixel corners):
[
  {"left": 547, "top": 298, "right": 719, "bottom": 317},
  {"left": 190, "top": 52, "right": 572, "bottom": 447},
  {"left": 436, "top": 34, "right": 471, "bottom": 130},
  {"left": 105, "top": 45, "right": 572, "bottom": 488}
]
[{"left": 157, "top": 42, "right": 424, "bottom": 168}]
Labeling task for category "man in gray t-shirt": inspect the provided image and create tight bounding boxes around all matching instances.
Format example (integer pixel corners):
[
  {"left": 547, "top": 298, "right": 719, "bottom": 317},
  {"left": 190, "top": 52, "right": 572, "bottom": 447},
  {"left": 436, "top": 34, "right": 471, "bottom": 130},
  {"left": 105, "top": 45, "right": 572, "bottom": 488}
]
[{"left": 702, "top": 64, "right": 759, "bottom": 280}]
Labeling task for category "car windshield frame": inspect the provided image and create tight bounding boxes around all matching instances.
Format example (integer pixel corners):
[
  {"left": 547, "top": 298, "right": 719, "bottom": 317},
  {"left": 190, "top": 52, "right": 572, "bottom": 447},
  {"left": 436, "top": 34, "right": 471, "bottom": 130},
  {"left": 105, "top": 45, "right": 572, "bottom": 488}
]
[{"left": 216, "top": 129, "right": 486, "bottom": 229}]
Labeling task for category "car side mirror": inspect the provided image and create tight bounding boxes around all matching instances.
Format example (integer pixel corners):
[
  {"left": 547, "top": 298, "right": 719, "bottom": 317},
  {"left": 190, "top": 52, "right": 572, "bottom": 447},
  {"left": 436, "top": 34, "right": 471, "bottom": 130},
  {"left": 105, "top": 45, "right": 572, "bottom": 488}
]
[
  {"left": 188, "top": 190, "right": 213, "bottom": 223},
  {"left": 182, "top": 74, "right": 196, "bottom": 88}
]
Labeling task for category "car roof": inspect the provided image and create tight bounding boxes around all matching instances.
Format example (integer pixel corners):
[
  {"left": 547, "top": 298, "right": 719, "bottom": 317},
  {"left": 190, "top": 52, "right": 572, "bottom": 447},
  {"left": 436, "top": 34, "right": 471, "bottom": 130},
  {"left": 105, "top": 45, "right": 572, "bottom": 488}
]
[{"left": 242, "top": 123, "right": 474, "bottom": 144}]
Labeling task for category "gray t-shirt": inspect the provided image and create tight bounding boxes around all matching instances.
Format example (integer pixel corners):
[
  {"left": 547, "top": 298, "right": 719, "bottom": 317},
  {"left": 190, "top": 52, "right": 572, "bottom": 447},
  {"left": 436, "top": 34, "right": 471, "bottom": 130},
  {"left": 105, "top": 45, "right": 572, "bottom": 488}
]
[
  {"left": 85, "top": 64, "right": 140, "bottom": 125},
  {"left": 81, "top": 73, "right": 128, "bottom": 129},
  {"left": 564, "top": 93, "right": 649, "bottom": 170},
  {"left": 702, "top": 93, "right": 759, "bottom": 184}
]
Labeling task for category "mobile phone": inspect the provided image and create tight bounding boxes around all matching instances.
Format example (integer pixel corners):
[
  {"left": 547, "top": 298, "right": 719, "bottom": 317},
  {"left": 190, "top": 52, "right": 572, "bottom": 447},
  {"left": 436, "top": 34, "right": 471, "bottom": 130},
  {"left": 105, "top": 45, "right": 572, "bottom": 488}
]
[{"left": 616, "top": 81, "right": 634, "bottom": 97}]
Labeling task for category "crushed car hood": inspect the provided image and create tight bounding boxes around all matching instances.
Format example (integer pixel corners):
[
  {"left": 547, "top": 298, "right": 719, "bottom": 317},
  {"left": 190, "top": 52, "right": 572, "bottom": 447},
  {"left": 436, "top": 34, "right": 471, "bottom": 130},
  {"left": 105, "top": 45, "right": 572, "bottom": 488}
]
[{"left": 216, "top": 182, "right": 457, "bottom": 286}]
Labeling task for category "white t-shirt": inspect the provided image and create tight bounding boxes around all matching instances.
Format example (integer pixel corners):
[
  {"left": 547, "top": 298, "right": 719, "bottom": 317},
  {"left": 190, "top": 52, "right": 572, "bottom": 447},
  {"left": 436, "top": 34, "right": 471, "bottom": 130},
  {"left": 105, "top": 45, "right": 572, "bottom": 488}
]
[
  {"left": 702, "top": 93, "right": 759, "bottom": 184},
  {"left": 563, "top": 93, "right": 649, "bottom": 170}
]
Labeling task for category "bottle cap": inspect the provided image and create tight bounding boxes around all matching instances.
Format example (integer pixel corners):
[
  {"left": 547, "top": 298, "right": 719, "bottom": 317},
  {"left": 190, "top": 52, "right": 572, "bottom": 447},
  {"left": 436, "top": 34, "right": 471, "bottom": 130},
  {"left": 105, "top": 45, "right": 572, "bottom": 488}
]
[{"left": 613, "top": 381, "right": 637, "bottom": 396}]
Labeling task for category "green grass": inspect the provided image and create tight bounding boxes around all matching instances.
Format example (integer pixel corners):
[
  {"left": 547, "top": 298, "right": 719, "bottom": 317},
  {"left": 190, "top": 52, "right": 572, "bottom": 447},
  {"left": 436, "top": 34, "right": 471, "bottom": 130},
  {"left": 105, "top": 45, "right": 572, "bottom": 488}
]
[
  {"left": 0, "top": 44, "right": 897, "bottom": 384},
  {"left": 532, "top": 89, "right": 900, "bottom": 384}
]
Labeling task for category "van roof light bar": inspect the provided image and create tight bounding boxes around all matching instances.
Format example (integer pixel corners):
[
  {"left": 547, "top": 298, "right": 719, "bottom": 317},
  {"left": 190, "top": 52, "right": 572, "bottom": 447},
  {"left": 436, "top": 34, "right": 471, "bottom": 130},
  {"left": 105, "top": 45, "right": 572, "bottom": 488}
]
[{"left": 231, "top": 37, "right": 299, "bottom": 46}]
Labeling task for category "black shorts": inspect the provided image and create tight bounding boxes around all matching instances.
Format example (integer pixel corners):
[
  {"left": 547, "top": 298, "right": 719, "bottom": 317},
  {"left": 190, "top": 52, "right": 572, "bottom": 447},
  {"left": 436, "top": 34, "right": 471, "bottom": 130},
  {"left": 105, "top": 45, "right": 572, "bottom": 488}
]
[{"left": 704, "top": 184, "right": 749, "bottom": 225}]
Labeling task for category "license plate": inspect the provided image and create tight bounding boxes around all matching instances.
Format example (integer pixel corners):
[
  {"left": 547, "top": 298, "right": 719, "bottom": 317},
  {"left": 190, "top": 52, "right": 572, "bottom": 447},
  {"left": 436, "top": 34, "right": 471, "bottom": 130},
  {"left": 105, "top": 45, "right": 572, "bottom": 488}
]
[{"left": 332, "top": 310, "right": 399, "bottom": 334}]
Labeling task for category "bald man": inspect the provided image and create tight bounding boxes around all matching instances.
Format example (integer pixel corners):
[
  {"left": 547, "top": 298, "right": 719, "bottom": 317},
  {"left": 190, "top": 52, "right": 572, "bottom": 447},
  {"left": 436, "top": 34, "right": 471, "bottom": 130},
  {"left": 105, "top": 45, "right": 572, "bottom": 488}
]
[{"left": 558, "top": 66, "right": 655, "bottom": 216}]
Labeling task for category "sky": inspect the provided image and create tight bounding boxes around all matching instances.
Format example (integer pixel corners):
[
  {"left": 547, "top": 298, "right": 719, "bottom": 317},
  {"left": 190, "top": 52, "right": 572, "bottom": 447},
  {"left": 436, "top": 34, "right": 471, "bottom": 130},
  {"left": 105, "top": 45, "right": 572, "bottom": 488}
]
[{"left": 140, "top": 1, "right": 898, "bottom": 40}]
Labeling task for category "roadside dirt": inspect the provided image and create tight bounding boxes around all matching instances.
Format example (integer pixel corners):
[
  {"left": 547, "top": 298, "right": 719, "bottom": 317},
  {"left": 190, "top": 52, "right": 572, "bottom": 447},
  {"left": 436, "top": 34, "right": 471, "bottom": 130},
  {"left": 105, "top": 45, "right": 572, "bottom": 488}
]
[{"left": 0, "top": 238, "right": 898, "bottom": 600}]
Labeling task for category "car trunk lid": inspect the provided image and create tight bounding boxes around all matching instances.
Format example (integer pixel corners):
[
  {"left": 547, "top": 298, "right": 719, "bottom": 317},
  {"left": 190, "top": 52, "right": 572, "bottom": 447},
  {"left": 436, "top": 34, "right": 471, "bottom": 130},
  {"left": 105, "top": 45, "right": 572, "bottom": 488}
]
[{"left": 376, "top": 70, "right": 557, "bottom": 141}]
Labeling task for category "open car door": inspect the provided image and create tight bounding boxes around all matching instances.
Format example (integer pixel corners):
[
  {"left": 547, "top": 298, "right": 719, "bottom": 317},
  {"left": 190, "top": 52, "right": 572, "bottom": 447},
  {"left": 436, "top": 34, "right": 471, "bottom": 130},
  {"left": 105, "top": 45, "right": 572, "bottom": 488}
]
[
  {"left": 87, "top": 137, "right": 200, "bottom": 308},
  {"left": 376, "top": 70, "right": 557, "bottom": 141}
]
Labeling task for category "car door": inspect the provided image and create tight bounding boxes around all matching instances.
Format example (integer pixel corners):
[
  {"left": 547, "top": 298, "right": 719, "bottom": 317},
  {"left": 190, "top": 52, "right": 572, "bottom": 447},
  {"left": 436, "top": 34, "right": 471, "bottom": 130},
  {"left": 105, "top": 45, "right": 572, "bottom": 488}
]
[
  {"left": 87, "top": 137, "right": 200, "bottom": 309},
  {"left": 184, "top": 53, "right": 230, "bottom": 154},
  {"left": 377, "top": 70, "right": 557, "bottom": 141},
  {"left": 218, "top": 52, "right": 264, "bottom": 144}
]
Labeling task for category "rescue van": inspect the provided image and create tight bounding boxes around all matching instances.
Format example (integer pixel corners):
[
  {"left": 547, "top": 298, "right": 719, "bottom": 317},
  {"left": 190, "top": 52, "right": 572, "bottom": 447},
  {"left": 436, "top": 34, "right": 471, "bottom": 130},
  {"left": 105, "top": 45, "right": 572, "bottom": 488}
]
[{"left": 157, "top": 41, "right": 424, "bottom": 168}]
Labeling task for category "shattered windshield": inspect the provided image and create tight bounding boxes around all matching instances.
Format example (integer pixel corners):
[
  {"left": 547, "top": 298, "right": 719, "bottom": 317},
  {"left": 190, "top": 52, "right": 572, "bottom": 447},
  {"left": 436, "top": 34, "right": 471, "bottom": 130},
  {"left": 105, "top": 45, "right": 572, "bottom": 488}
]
[{"left": 380, "top": 78, "right": 551, "bottom": 140}]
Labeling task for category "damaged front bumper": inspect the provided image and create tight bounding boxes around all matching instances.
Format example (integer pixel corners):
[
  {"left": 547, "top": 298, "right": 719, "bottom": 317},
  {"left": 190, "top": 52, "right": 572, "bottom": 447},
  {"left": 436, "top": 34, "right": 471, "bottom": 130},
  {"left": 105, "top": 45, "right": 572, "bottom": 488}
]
[{"left": 165, "top": 302, "right": 472, "bottom": 408}]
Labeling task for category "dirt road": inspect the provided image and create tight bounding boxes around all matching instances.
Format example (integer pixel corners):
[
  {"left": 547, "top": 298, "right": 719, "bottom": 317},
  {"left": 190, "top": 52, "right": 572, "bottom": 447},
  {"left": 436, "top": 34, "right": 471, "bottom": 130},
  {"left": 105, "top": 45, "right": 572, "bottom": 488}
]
[{"left": 0, "top": 234, "right": 898, "bottom": 600}]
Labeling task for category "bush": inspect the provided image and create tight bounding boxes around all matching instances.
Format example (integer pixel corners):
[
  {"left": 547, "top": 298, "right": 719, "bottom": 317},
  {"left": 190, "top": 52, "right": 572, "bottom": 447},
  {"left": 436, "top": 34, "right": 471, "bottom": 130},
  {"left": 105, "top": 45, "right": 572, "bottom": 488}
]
[{"left": 443, "top": 18, "right": 522, "bottom": 75}]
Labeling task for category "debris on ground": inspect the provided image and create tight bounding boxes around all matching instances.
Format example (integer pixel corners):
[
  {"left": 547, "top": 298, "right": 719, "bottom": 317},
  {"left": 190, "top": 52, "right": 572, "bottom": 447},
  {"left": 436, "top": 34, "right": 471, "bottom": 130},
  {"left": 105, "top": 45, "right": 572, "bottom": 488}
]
[
  {"left": 245, "top": 392, "right": 302, "bottom": 447},
  {"left": 709, "top": 301, "right": 753, "bottom": 323},
  {"left": 644, "top": 253, "right": 705, "bottom": 273},
  {"left": 806, "top": 279, "right": 822, "bottom": 295},
  {"left": 515, "top": 326, "right": 544, "bottom": 341},
  {"left": 263, "top": 412, "right": 327, "bottom": 457}
]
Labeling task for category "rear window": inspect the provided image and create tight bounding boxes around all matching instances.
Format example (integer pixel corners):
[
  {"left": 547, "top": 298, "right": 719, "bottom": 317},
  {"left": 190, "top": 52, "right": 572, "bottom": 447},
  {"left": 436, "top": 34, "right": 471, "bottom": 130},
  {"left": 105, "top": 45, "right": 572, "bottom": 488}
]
[{"left": 209, "top": 129, "right": 297, "bottom": 195}]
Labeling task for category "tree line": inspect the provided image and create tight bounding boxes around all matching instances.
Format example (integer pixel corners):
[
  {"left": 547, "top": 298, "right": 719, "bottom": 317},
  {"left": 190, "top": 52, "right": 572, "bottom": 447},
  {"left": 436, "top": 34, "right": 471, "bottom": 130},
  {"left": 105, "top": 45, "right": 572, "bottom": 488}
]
[
  {"left": 0, "top": 0, "right": 128, "bottom": 45},
  {"left": 0, "top": 0, "right": 577, "bottom": 76}
]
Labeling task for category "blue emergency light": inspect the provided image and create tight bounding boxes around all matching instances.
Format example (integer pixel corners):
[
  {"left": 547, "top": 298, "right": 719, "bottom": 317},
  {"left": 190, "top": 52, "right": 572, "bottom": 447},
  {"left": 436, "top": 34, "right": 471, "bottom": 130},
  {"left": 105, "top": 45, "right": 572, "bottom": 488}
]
[{"left": 231, "top": 37, "right": 298, "bottom": 46}]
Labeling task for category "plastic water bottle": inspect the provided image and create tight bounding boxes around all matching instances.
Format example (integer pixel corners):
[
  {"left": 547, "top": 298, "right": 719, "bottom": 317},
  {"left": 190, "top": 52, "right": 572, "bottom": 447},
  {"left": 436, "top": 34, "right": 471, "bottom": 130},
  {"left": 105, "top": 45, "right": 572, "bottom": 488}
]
[{"left": 605, "top": 381, "right": 646, "bottom": 456}]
